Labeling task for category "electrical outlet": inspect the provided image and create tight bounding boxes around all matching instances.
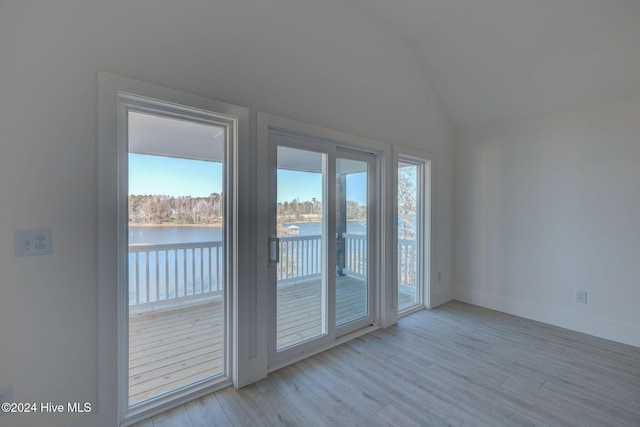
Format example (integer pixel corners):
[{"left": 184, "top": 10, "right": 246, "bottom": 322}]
[
  {"left": 0, "top": 385, "right": 13, "bottom": 416},
  {"left": 576, "top": 290, "right": 587, "bottom": 304},
  {"left": 15, "top": 229, "right": 53, "bottom": 257}
]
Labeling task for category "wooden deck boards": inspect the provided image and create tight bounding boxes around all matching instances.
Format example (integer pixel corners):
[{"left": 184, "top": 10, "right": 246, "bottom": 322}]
[
  {"left": 129, "top": 301, "right": 224, "bottom": 404},
  {"left": 129, "top": 275, "right": 407, "bottom": 404}
]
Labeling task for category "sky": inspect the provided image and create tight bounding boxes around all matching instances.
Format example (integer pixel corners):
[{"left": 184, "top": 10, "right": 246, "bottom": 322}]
[
  {"left": 278, "top": 170, "right": 366, "bottom": 205},
  {"left": 129, "top": 153, "right": 367, "bottom": 204},
  {"left": 345, "top": 173, "right": 366, "bottom": 205},
  {"left": 128, "top": 154, "right": 222, "bottom": 197}
]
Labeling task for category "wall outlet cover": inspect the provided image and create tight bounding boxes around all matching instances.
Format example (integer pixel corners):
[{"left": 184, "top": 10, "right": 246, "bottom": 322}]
[
  {"left": 575, "top": 290, "right": 587, "bottom": 304},
  {"left": 15, "top": 229, "right": 53, "bottom": 257}
]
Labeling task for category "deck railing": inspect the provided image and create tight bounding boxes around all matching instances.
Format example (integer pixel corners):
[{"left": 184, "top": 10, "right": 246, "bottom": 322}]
[
  {"left": 398, "top": 237, "right": 418, "bottom": 290},
  {"left": 276, "top": 235, "right": 323, "bottom": 283},
  {"left": 343, "top": 233, "right": 367, "bottom": 278},
  {"left": 129, "top": 235, "right": 417, "bottom": 311},
  {"left": 128, "top": 241, "right": 223, "bottom": 312}
]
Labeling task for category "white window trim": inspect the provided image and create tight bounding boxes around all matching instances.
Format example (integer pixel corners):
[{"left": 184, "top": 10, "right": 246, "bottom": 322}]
[
  {"left": 393, "top": 145, "right": 432, "bottom": 315},
  {"left": 98, "top": 72, "right": 249, "bottom": 426}
]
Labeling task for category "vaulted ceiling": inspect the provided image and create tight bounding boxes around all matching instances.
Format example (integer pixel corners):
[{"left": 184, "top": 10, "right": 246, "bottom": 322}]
[{"left": 345, "top": 0, "right": 640, "bottom": 130}]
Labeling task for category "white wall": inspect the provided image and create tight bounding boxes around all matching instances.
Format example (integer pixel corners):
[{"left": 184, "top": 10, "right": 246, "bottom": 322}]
[
  {"left": 454, "top": 95, "right": 640, "bottom": 347},
  {"left": 0, "top": 1, "right": 452, "bottom": 426}
]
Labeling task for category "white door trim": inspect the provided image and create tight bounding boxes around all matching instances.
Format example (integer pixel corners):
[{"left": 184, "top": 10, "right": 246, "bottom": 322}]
[{"left": 98, "top": 72, "right": 249, "bottom": 426}]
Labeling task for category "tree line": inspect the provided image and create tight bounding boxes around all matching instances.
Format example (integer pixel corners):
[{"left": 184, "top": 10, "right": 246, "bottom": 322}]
[
  {"left": 129, "top": 193, "right": 223, "bottom": 224},
  {"left": 129, "top": 193, "right": 369, "bottom": 225},
  {"left": 129, "top": 187, "right": 413, "bottom": 230},
  {"left": 277, "top": 197, "right": 367, "bottom": 221}
]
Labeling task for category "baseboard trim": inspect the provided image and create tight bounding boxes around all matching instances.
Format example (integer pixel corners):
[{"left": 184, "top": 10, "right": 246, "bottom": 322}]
[
  {"left": 429, "top": 287, "right": 453, "bottom": 309},
  {"left": 454, "top": 287, "right": 640, "bottom": 348}
]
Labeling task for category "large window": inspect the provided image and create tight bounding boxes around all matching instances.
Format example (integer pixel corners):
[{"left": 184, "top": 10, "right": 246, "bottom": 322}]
[
  {"left": 98, "top": 72, "right": 248, "bottom": 426},
  {"left": 126, "top": 110, "right": 227, "bottom": 407},
  {"left": 120, "top": 97, "right": 238, "bottom": 422},
  {"left": 396, "top": 152, "right": 430, "bottom": 313},
  {"left": 99, "top": 74, "right": 432, "bottom": 426}
]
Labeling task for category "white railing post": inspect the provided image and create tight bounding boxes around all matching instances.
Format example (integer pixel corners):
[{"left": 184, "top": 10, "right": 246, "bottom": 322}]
[
  {"left": 398, "top": 238, "right": 417, "bottom": 288},
  {"left": 343, "top": 233, "right": 367, "bottom": 278},
  {"left": 276, "top": 235, "right": 323, "bottom": 284},
  {"left": 128, "top": 241, "right": 223, "bottom": 312}
]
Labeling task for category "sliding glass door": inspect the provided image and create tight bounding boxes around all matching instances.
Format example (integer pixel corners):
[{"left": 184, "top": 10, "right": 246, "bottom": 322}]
[
  {"left": 118, "top": 94, "right": 239, "bottom": 421},
  {"left": 268, "top": 130, "right": 375, "bottom": 366},
  {"left": 335, "top": 154, "right": 373, "bottom": 331},
  {"left": 275, "top": 145, "right": 328, "bottom": 350},
  {"left": 126, "top": 110, "right": 227, "bottom": 406}
]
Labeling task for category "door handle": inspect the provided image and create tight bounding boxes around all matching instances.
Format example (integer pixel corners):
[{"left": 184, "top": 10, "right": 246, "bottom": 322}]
[{"left": 269, "top": 237, "right": 280, "bottom": 263}]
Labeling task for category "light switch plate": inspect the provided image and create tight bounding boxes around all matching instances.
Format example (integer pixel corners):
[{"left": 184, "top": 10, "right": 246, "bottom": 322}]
[{"left": 15, "top": 229, "right": 53, "bottom": 257}]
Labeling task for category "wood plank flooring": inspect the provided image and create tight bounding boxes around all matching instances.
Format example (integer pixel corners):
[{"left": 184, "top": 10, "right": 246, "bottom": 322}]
[
  {"left": 134, "top": 301, "right": 640, "bottom": 427},
  {"left": 130, "top": 275, "right": 394, "bottom": 404}
]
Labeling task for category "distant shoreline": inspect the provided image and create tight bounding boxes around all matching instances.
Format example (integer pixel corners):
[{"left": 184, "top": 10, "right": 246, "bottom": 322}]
[
  {"left": 129, "top": 223, "right": 222, "bottom": 228},
  {"left": 129, "top": 217, "right": 364, "bottom": 228}
]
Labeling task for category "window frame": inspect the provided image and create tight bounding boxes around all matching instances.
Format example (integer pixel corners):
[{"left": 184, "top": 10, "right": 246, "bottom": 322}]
[
  {"left": 98, "top": 72, "right": 249, "bottom": 426},
  {"left": 256, "top": 113, "right": 393, "bottom": 370},
  {"left": 393, "top": 146, "right": 432, "bottom": 315}
]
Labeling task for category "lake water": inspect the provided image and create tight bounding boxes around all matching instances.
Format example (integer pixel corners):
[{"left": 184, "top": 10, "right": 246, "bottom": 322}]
[
  {"left": 129, "top": 221, "right": 366, "bottom": 245},
  {"left": 129, "top": 226, "right": 222, "bottom": 245}
]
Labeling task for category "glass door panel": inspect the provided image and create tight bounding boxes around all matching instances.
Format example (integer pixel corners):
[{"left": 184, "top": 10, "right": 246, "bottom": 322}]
[
  {"left": 268, "top": 127, "right": 376, "bottom": 366},
  {"left": 127, "top": 111, "right": 225, "bottom": 406},
  {"left": 336, "top": 158, "right": 369, "bottom": 326},
  {"left": 276, "top": 146, "right": 327, "bottom": 351},
  {"left": 398, "top": 161, "right": 420, "bottom": 311}
]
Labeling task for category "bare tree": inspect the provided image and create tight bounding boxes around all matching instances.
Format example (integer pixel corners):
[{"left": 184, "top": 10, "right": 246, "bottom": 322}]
[{"left": 398, "top": 164, "right": 417, "bottom": 239}]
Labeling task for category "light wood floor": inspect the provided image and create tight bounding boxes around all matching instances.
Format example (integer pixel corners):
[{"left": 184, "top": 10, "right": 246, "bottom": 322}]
[
  {"left": 130, "top": 275, "right": 398, "bottom": 404},
  {"left": 134, "top": 300, "right": 640, "bottom": 427}
]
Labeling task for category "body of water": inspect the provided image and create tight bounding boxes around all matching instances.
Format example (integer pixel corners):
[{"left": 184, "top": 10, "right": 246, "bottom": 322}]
[
  {"left": 283, "top": 221, "right": 366, "bottom": 236},
  {"left": 129, "top": 226, "right": 222, "bottom": 245},
  {"left": 129, "top": 221, "right": 366, "bottom": 245}
]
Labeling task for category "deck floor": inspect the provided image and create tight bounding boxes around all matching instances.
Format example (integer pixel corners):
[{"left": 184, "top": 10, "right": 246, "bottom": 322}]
[{"left": 129, "top": 276, "right": 415, "bottom": 404}]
